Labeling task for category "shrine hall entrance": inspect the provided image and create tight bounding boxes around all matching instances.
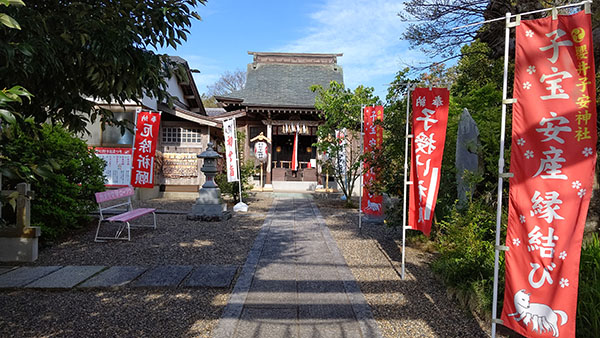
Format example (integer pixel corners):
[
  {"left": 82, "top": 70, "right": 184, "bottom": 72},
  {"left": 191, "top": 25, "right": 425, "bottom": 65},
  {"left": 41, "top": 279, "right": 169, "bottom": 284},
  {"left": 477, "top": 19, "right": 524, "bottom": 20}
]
[{"left": 271, "top": 132, "right": 318, "bottom": 182}]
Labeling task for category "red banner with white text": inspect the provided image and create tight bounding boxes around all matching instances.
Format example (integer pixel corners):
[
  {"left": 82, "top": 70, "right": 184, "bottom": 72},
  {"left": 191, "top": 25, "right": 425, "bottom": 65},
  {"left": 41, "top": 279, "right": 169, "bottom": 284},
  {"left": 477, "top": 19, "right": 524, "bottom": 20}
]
[
  {"left": 408, "top": 88, "right": 449, "bottom": 236},
  {"left": 361, "top": 106, "right": 383, "bottom": 217},
  {"left": 131, "top": 111, "right": 161, "bottom": 188},
  {"left": 501, "top": 11, "right": 596, "bottom": 338}
]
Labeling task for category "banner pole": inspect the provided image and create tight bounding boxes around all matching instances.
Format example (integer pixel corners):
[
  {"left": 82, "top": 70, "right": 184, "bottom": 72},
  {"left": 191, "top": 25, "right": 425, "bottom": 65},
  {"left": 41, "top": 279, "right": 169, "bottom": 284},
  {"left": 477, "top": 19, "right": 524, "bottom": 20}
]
[
  {"left": 131, "top": 107, "right": 141, "bottom": 188},
  {"left": 491, "top": 12, "right": 513, "bottom": 338},
  {"left": 401, "top": 85, "right": 411, "bottom": 280},
  {"left": 234, "top": 118, "right": 243, "bottom": 204},
  {"left": 359, "top": 105, "right": 364, "bottom": 232}
]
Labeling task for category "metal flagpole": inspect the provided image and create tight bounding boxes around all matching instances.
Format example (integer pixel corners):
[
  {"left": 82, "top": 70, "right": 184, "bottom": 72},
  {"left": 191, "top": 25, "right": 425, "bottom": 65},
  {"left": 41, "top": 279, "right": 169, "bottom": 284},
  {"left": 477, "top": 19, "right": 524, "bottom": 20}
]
[
  {"left": 401, "top": 84, "right": 411, "bottom": 280},
  {"left": 359, "top": 105, "right": 364, "bottom": 232},
  {"left": 452, "top": 0, "right": 591, "bottom": 31},
  {"left": 131, "top": 107, "right": 141, "bottom": 187},
  {"left": 449, "top": 2, "right": 594, "bottom": 336},
  {"left": 234, "top": 119, "right": 243, "bottom": 203},
  {"left": 491, "top": 12, "right": 515, "bottom": 338}
]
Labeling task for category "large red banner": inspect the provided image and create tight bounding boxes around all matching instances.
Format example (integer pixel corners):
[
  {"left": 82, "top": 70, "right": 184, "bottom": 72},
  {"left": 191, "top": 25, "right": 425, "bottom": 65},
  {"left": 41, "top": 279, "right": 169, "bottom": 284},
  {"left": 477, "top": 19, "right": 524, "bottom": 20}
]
[
  {"left": 131, "top": 111, "right": 161, "bottom": 188},
  {"left": 408, "top": 88, "right": 449, "bottom": 236},
  {"left": 501, "top": 11, "right": 596, "bottom": 338},
  {"left": 362, "top": 106, "right": 384, "bottom": 217}
]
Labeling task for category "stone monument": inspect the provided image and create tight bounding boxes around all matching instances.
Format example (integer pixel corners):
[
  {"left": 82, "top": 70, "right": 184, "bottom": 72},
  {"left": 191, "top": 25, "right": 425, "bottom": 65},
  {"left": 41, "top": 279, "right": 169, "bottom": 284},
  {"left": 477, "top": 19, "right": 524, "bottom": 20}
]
[
  {"left": 188, "top": 142, "right": 232, "bottom": 221},
  {"left": 0, "top": 183, "right": 40, "bottom": 262},
  {"left": 456, "top": 108, "right": 480, "bottom": 206}
]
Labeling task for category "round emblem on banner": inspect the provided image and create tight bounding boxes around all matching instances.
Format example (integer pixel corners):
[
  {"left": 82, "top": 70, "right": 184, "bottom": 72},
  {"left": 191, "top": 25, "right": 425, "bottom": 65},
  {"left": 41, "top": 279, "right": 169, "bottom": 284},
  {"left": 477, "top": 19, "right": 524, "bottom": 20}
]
[
  {"left": 254, "top": 141, "right": 268, "bottom": 163},
  {"left": 571, "top": 27, "right": 585, "bottom": 43}
]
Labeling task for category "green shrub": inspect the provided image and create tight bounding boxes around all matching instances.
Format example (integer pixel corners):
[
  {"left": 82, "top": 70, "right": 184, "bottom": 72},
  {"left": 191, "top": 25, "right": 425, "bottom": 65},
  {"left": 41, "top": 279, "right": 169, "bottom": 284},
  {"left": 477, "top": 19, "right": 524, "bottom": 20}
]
[
  {"left": 1, "top": 123, "right": 105, "bottom": 242},
  {"left": 215, "top": 160, "right": 255, "bottom": 203},
  {"left": 431, "top": 199, "right": 504, "bottom": 317},
  {"left": 577, "top": 232, "right": 600, "bottom": 337}
]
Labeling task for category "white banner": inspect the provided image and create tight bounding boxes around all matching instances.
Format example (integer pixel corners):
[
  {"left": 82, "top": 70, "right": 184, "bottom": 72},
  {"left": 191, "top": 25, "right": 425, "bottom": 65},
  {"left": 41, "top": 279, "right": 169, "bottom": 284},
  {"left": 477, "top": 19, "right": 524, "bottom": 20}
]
[
  {"left": 335, "top": 129, "right": 347, "bottom": 177},
  {"left": 223, "top": 118, "right": 239, "bottom": 182}
]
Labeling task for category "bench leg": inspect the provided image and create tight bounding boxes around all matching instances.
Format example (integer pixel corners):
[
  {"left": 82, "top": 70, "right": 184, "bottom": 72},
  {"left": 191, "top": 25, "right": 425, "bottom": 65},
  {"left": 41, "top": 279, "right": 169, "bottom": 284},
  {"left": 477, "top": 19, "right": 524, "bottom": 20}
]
[
  {"left": 94, "top": 220, "right": 103, "bottom": 242},
  {"left": 95, "top": 220, "right": 131, "bottom": 242}
]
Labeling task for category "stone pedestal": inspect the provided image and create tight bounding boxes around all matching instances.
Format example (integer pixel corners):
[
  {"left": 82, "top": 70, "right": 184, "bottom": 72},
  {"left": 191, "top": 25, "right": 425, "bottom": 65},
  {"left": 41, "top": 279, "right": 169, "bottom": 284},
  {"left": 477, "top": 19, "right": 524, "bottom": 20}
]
[
  {"left": 187, "top": 143, "right": 232, "bottom": 221},
  {"left": 188, "top": 188, "right": 231, "bottom": 221},
  {"left": 0, "top": 183, "right": 40, "bottom": 262}
]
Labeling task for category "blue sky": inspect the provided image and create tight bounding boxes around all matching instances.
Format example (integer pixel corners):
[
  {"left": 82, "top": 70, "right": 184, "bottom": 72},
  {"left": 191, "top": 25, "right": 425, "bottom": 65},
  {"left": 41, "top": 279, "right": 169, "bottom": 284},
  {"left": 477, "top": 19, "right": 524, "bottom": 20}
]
[{"left": 158, "top": 0, "right": 425, "bottom": 100}]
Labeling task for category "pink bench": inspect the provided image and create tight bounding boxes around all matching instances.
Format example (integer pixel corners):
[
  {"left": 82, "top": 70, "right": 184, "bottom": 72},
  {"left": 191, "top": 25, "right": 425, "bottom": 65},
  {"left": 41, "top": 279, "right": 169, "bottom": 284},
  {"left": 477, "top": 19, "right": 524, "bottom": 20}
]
[{"left": 94, "top": 186, "right": 156, "bottom": 242}]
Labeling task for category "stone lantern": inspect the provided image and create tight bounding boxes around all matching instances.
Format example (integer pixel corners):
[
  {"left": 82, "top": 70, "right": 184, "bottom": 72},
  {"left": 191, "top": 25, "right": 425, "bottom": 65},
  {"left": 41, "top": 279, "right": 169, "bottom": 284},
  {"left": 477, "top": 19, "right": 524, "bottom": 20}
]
[{"left": 188, "top": 142, "right": 231, "bottom": 221}]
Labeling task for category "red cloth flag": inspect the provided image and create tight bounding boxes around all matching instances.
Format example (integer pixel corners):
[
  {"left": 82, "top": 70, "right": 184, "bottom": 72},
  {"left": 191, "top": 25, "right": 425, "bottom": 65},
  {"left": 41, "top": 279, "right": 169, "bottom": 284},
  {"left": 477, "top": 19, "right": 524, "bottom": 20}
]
[
  {"left": 131, "top": 111, "right": 161, "bottom": 188},
  {"left": 291, "top": 131, "right": 299, "bottom": 171},
  {"left": 408, "top": 88, "right": 449, "bottom": 236},
  {"left": 361, "top": 106, "right": 384, "bottom": 217},
  {"left": 501, "top": 11, "right": 596, "bottom": 338}
]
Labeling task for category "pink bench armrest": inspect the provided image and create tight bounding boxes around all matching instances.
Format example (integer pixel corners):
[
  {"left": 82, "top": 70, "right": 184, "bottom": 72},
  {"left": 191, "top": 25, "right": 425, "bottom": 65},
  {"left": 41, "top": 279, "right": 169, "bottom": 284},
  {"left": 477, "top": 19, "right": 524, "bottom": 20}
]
[{"left": 106, "top": 208, "right": 156, "bottom": 222}]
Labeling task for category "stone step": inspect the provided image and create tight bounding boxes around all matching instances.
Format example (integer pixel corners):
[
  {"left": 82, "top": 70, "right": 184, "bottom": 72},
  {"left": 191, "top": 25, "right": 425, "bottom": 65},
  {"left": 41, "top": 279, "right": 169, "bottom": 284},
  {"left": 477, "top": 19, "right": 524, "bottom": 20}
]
[{"left": 0, "top": 265, "right": 239, "bottom": 290}]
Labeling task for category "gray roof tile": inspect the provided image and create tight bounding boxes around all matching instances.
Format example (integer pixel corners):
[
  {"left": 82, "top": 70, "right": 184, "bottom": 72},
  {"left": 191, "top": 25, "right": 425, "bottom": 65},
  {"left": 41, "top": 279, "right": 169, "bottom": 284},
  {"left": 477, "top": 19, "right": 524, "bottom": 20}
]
[{"left": 224, "top": 63, "right": 343, "bottom": 107}]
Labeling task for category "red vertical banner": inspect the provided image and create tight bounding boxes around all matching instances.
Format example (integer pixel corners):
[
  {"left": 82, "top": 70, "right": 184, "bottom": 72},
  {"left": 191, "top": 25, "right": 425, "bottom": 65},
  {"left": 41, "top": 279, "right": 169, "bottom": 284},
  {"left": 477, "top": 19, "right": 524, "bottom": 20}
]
[
  {"left": 131, "top": 111, "right": 161, "bottom": 188},
  {"left": 361, "top": 106, "right": 384, "bottom": 217},
  {"left": 291, "top": 131, "right": 299, "bottom": 171},
  {"left": 501, "top": 11, "right": 596, "bottom": 338},
  {"left": 408, "top": 88, "right": 449, "bottom": 236}
]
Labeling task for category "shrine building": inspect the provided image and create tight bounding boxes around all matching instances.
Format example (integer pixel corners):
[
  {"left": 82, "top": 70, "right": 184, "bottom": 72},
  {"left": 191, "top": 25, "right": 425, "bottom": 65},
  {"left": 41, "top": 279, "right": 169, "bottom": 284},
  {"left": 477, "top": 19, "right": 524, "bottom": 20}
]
[{"left": 215, "top": 52, "right": 343, "bottom": 191}]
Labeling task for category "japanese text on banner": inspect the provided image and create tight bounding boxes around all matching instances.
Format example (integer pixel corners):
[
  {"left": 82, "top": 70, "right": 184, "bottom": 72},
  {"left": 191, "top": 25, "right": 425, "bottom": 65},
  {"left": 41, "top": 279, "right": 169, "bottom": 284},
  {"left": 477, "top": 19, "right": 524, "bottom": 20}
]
[
  {"left": 223, "top": 118, "right": 239, "bottom": 182},
  {"left": 130, "top": 111, "right": 161, "bottom": 188},
  {"left": 408, "top": 88, "right": 449, "bottom": 236},
  {"left": 501, "top": 11, "right": 596, "bottom": 338},
  {"left": 361, "top": 106, "right": 384, "bottom": 217}
]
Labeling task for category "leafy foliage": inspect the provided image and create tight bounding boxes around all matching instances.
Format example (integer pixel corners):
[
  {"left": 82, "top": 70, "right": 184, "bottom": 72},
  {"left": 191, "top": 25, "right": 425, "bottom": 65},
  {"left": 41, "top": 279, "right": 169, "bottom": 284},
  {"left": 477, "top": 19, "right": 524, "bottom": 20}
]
[
  {"left": 215, "top": 130, "right": 254, "bottom": 203},
  {"left": 577, "top": 233, "right": 600, "bottom": 337},
  {"left": 0, "top": 0, "right": 205, "bottom": 133},
  {"left": 432, "top": 199, "right": 504, "bottom": 318},
  {"left": 311, "top": 81, "right": 379, "bottom": 205},
  {"left": 1, "top": 123, "right": 105, "bottom": 241}
]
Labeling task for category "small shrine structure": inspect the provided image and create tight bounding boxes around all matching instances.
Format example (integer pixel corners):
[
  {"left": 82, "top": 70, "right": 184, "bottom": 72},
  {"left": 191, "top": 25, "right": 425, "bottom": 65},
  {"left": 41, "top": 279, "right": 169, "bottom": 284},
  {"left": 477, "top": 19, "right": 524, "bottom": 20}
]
[{"left": 215, "top": 52, "right": 344, "bottom": 191}]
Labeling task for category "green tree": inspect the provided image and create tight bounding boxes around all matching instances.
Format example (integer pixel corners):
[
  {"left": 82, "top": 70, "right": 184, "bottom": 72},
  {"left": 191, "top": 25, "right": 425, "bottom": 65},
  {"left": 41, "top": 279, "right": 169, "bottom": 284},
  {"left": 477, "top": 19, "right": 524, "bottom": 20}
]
[
  {"left": 0, "top": 0, "right": 205, "bottom": 133},
  {"left": 311, "top": 81, "right": 379, "bottom": 205},
  {"left": 2, "top": 123, "right": 106, "bottom": 241}
]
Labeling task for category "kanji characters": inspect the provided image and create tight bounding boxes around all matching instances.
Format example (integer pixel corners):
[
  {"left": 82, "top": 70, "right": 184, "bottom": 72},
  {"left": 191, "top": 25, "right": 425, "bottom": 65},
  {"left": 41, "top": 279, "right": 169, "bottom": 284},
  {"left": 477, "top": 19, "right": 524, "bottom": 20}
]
[
  {"left": 539, "top": 29, "right": 573, "bottom": 64},
  {"left": 414, "top": 132, "right": 436, "bottom": 155},
  {"left": 416, "top": 108, "right": 438, "bottom": 131},
  {"left": 536, "top": 112, "right": 571, "bottom": 144},
  {"left": 527, "top": 225, "right": 559, "bottom": 258},
  {"left": 533, "top": 146, "right": 567, "bottom": 180},
  {"left": 530, "top": 191, "right": 564, "bottom": 223},
  {"left": 539, "top": 67, "right": 573, "bottom": 100}
]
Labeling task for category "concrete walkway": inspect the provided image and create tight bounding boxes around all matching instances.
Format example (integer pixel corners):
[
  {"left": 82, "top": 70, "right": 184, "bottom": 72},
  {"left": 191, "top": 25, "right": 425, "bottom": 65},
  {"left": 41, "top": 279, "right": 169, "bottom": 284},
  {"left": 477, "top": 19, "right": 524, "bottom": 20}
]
[{"left": 214, "top": 194, "right": 383, "bottom": 338}]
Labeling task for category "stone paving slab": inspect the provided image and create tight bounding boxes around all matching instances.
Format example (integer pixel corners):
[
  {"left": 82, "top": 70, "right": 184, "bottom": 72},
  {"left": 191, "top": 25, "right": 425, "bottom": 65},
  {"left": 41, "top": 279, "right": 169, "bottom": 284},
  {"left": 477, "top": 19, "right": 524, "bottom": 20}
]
[
  {"left": 233, "top": 307, "right": 298, "bottom": 338},
  {"left": 131, "top": 265, "right": 192, "bottom": 288},
  {"left": 214, "top": 196, "right": 383, "bottom": 338},
  {"left": 0, "top": 266, "right": 62, "bottom": 288},
  {"left": 78, "top": 266, "right": 147, "bottom": 288},
  {"left": 0, "top": 266, "right": 16, "bottom": 275},
  {"left": 182, "top": 264, "right": 237, "bottom": 288},
  {"left": 25, "top": 266, "right": 105, "bottom": 289}
]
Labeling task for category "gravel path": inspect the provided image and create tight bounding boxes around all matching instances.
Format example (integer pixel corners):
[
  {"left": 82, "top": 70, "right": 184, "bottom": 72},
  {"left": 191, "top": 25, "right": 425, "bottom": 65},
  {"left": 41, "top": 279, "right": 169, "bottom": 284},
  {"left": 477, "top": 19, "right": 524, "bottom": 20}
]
[
  {"left": 315, "top": 198, "right": 490, "bottom": 338},
  {"left": 0, "top": 193, "right": 497, "bottom": 338},
  {"left": 0, "top": 194, "right": 271, "bottom": 338}
]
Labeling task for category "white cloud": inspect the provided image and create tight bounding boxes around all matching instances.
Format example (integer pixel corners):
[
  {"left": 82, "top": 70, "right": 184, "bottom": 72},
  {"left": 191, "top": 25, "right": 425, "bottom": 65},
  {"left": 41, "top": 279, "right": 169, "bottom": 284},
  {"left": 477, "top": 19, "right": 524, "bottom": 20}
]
[{"left": 279, "top": 0, "right": 419, "bottom": 92}]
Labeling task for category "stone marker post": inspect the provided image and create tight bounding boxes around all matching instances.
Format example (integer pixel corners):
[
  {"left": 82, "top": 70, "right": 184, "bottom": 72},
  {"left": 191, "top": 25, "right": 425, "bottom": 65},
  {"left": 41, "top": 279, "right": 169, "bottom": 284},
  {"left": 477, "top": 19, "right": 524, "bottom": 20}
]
[
  {"left": 188, "top": 142, "right": 232, "bottom": 221},
  {"left": 0, "top": 183, "right": 41, "bottom": 262},
  {"left": 456, "top": 108, "right": 480, "bottom": 206}
]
